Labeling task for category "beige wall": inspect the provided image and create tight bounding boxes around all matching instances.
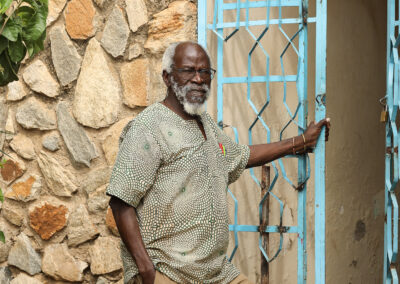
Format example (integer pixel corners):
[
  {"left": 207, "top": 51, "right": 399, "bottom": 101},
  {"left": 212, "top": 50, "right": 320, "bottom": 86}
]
[
  {"left": 206, "top": 0, "right": 386, "bottom": 283},
  {"left": 325, "top": 1, "right": 386, "bottom": 283}
]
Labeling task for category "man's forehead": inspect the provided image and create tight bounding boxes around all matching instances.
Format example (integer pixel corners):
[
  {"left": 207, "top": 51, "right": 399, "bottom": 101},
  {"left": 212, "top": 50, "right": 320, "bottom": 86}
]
[{"left": 173, "top": 43, "right": 210, "bottom": 66}]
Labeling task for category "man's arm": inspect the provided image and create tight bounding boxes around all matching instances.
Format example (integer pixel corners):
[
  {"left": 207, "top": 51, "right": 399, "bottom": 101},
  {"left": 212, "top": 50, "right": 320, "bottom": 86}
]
[
  {"left": 247, "top": 118, "right": 330, "bottom": 168},
  {"left": 109, "top": 196, "right": 156, "bottom": 284}
]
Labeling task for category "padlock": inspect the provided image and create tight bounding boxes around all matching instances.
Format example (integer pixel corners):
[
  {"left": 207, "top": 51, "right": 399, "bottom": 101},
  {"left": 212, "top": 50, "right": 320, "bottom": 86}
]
[{"left": 381, "top": 108, "right": 388, "bottom": 123}]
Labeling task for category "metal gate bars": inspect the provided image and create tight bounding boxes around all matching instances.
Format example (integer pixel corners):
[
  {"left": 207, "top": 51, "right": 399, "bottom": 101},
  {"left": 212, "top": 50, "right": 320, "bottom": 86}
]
[
  {"left": 197, "top": 0, "right": 327, "bottom": 283},
  {"left": 385, "top": 1, "right": 400, "bottom": 283}
]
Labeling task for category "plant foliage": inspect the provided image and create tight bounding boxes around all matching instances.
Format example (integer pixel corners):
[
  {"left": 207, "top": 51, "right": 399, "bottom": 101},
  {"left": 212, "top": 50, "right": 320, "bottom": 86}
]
[{"left": 0, "top": 0, "right": 48, "bottom": 86}]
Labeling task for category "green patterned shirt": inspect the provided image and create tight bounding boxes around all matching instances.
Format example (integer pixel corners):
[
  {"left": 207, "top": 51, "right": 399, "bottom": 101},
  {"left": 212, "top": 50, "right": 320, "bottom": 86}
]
[{"left": 106, "top": 103, "right": 250, "bottom": 283}]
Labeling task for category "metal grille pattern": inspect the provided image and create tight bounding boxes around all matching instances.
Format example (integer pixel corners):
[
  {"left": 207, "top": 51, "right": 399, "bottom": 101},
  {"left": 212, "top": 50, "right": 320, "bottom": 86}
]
[
  {"left": 198, "top": 0, "right": 327, "bottom": 282},
  {"left": 385, "top": 1, "right": 400, "bottom": 283}
]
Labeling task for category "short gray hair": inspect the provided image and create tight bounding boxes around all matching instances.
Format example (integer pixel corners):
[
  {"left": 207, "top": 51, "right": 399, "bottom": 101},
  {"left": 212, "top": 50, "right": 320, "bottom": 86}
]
[
  {"left": 161, "top": 41, "right": 211, "bottom": 74},
  {"left": 162, "top": 42, "right": 180, "bottom": 73}
]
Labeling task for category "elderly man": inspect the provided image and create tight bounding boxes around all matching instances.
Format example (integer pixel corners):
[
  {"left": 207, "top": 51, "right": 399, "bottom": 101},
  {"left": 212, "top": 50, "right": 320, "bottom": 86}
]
[{"left": 107, "top": 41, "right": 330, "bottom": 284}]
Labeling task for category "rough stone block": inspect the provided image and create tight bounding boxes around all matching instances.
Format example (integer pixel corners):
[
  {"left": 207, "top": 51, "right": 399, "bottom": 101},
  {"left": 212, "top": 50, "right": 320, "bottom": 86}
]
[
  {"left": 29, "top": 202, "right": 69, "bottom": 240},
  {"left": 9, "top": 134, "right": 36, "bottom": 160},
  {"left": 42, "top": 243, "right": 87, "bottom": 281},
  {"left": 144, "top": 1, "right": 197, "bottom": 54},
  {"left": 126, "top": 0, "right": 148, "bottom": 33},
  {"left": 101, "top": 6, "right": 129, "bottom": 58},
  {"left": 102, "top": 117, "right": 133, "bottom": 165},
  {"left": 42, "top": 132, "right": 61, "bottom": 152},
  {"left": 50, "top": 25, "right": 82, "bottom": 86},
  {"left": 15, "top": 97, "right": 57, "bottom": 130},
  {"left": 47, "top": 0, "right": 67, "bottom": 26},
  {"left": 22, "top": 60, "right": 60, "bottom": 98},
  {"left": 37, "top": 151, "right": 78, "bottom": 197},
  {"left": 57, "top": 102, "right": 98, "bottom": 167},
  {"left": 6, "top": 81, "right": 27, "bottom": 101},
  {"left": 67, "top": 205, "right": 99, "bottom": 246},
  {"left": 89, "top": 236, "right": 122, "bottom": 275},
  {"left": 73, "top": 38, "right": 121, "bottom": 129},
  {"left": 0, "top": 153, "right": 26, "bottom": 185},
  {"left": 7, "top": 233, "right": 41, "bottom": 275},
  {"left": 65, "top": 0, "right": 96, "bottom": 39},
  {"left": 5, "top": 174, "right": 42, "bottom": 202},
  {"left": 106, "top": 207, "right": 119, "bottom": 236}
]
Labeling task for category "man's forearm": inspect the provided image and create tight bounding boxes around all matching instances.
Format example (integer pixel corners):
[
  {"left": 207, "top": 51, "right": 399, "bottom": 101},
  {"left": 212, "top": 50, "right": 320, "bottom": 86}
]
[
  {"left": 247, "top": 135, "right": 304, "bottom": 168},
  {"left": 109, "top": 197, "right": 154, "bottom": 275},
  {"left": 246, "top": 118, "right": 331, "bottom": 168}
]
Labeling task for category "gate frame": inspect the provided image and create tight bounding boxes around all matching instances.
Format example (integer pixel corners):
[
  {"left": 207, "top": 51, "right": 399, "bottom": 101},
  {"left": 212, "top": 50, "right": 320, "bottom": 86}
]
[{"left": 197, "top": 1, "right": 327, "bottom": 282}]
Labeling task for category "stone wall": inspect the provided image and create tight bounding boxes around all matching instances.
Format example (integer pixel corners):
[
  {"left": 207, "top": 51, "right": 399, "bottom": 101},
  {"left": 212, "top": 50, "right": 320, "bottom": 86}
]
[{"left": 0, "top": 0, "right": 197, "bottom": 283}]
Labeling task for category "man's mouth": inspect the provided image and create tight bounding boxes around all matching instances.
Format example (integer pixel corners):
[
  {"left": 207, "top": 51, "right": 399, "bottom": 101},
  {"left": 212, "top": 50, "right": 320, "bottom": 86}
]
[
  {"left": 187, "top": 90, "right": 206, "bottom": 100},
  {"left": 188, "top": 89, "right": 206, "bottom": 94},
  {"left": 187, "top": 89, "right": 206, "bottom": 97}
]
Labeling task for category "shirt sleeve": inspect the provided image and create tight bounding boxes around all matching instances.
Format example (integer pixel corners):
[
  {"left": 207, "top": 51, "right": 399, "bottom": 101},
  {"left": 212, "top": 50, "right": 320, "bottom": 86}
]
[
  {"left": 217, "top": 128, "right": 250, "bottom": 185},
  {"left": 106, "top": 120, "right": 161, "bottom": 208}
]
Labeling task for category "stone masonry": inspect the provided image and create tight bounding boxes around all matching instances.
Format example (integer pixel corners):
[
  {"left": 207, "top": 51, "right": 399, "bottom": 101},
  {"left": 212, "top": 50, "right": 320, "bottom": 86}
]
[{"left": 0, "top": 0, "right": 197, "bottom": 282}]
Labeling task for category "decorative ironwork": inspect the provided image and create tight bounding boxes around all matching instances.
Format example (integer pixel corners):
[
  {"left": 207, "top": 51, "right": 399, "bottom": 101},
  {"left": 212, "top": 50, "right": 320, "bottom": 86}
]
[
  {"left": 385, "top": 1, "right": 399, "bottom": 283},
  {"left": 198, "top": 1, "right": 327, "bottom": 282}
]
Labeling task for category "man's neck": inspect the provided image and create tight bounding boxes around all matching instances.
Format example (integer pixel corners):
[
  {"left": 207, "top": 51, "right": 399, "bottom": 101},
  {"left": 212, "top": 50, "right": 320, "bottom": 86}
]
[{"left": 162, "top": 90, "right": 199, "bottom": 121}]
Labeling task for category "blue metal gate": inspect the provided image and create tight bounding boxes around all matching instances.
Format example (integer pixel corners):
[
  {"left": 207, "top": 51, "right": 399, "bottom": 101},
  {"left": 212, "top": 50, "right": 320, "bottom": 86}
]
[
  {"left": 385, "top": 1, "right": 399, "bottom": 283},
  {"left": 197, "top": 0, "right": 327, "bottom": 283}
]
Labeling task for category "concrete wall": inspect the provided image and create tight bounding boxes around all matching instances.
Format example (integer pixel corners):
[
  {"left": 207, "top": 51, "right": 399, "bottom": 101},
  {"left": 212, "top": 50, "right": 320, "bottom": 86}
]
[
  {"left": 325, "top": 1, "right": 386, "bottom": 283},
  {"left": 205, "top": 0, "right": 386, "bottom": 283}
]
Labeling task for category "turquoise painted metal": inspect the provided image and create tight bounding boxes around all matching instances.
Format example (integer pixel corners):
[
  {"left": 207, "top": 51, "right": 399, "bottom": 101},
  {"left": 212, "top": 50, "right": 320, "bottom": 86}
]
[
  {"left": 198, "top": 0, "right": 327, "bottom": 282},
  {"left": 385, "top": 1, "right": 399, "bottom": 283}
]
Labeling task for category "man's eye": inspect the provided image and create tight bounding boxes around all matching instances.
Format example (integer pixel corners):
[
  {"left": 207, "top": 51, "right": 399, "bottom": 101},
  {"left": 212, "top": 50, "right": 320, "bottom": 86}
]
[
  {"left": 199, "top": 69, "right": 211, "bottom": 75},
  {"left": 181, "top": 69, "right": 195, "bottom": 73}
]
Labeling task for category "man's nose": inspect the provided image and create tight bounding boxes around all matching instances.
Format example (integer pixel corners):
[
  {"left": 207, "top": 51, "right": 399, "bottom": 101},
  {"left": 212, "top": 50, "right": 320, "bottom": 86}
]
[{"left": 190, "top": 71, "right": 203, "bottom": 84}]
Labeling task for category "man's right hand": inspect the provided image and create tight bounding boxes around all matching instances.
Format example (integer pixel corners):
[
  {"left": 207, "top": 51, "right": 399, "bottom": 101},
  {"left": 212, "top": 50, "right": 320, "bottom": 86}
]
[
  {"left": 109, "top": 196, "right": 156, "bottom": 284},
  {"left": 140, "top": 267, "right": 156, "bottom": 284}
]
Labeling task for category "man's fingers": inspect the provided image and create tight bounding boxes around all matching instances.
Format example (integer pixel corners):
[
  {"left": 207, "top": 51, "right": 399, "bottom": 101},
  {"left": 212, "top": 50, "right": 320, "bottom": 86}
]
[
  {"left": 325, "top": 123, "right": 330, "bottom": 141},
  {"left": 326, "top": 118, "right": 331, "bottom": 129},
  {"left": 316, "top": 117, "right": 330, "bottom": 128}
]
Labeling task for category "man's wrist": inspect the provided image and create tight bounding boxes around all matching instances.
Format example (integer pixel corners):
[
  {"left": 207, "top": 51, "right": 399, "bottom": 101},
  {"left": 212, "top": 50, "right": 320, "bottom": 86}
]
[{"left": 137, "top": 259, "right": 155, "bottom": 274}]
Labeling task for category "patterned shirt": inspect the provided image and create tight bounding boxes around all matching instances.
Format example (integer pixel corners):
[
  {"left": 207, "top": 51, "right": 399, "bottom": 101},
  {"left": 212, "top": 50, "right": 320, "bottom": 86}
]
[{"left": 106, "top": 103, "right": 250, "bottom": 284}]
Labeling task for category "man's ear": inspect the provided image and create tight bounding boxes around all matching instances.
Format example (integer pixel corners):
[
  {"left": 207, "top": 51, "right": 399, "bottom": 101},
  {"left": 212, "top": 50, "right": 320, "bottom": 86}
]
[{"left": 162, "top": 70, "right": 171, "bottom": 88}]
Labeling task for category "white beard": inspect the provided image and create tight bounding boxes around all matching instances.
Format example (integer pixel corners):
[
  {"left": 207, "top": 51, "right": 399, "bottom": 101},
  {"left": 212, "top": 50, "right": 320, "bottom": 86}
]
[{"left": 170, "top": 77, "right": 210, "bottom": 116}]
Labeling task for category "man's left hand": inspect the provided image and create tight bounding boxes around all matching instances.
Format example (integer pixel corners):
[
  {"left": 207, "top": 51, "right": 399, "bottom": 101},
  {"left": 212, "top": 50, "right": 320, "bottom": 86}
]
[{"left": 303, "top": 118, "right": 331, "bottom": 151}]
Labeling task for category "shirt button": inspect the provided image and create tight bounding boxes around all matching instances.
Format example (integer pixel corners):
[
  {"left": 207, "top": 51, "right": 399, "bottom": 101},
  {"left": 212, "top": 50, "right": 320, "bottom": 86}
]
[
  {"left": 181, "top": 252, "right": 186, "bottom": 256},
  {"left": 219, "top": 250, "right": 224, "bottom": 256},
  {"left": 181, "top": 187, "right": 186, "bottom": 193},
  {"left": 168, "top": 131, "right": 173, "bottom": 136}
]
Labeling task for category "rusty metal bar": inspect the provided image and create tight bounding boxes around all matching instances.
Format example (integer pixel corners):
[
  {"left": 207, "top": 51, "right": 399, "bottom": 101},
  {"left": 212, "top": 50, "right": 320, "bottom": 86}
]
[{"left": 261, "top": 165, "right": 270, "bottom": 284}]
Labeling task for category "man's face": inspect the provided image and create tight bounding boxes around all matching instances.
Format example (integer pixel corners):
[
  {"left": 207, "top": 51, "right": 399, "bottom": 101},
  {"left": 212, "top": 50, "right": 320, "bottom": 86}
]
[{"left": 168, "top": 43, "right": 213, "bottom": 115}]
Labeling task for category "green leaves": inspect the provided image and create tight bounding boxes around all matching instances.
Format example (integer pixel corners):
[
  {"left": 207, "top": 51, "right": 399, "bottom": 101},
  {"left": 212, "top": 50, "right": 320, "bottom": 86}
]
[
  {"left": 0, "top": 36, "right": 7, "bottom": 53},
  {"left": 2, "top": 19, "right": 21, "bottom": 41},
  {"left": 19, "top": 1, "right": 47, "bottom": 41},
  {"left": 0, "top": 187, "right": 3, "bottom": 203},
  {"left": 0, "top": 0, "right": 13, "bottom": 14},
  {"left": 0, "top": 0, "right": 48, "bottom": 86},
  {"left": 25, "top": 29, "right": 44, "bottom": 56},
  {"left": 0, "top": 51, "right": 19, "bottom": 85},
  {"left": 8, "top": 36, "right": 25, "bottom": 62},
  {"left": 15, "top": 6, "right": 35, "bottom": 27},
  {"left": 0, "top": 231, "right": 5, "bottom": 243}
]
